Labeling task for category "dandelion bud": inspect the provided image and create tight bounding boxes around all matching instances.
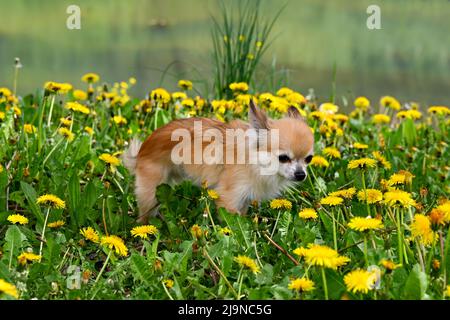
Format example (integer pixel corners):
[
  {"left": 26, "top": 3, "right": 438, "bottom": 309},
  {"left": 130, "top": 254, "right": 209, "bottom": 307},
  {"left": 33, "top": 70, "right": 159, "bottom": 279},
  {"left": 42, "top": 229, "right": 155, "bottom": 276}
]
[
  {"left": 82, "top": 270, "right": 91, "bottom": 284},
  {"left": 420, "top": 188, "right": 428, "bottom": 197},
  {"left": 154, "top": 259, "right": 162, "bottom": 271},
  {"left": 432, "top": 259, "right": 440, "bottom": 270}
]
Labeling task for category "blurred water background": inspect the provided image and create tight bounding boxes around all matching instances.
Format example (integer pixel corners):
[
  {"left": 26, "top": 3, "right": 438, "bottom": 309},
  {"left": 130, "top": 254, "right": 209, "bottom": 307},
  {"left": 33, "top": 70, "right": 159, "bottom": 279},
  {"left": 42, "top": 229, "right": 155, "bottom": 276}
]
[{"left": 1, "top": 0, "right": 449, "bottom": 106}]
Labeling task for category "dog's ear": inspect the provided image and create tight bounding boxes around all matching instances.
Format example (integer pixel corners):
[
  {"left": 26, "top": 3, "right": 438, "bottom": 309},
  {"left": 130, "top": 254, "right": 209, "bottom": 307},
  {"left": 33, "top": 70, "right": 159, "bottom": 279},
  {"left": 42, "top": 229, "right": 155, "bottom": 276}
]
[
  {"left": 286, "top": 106, "right": 305, "bottom": 121},
  {"left": 248, "top": 99, "right": 269, "bottom": 130}
]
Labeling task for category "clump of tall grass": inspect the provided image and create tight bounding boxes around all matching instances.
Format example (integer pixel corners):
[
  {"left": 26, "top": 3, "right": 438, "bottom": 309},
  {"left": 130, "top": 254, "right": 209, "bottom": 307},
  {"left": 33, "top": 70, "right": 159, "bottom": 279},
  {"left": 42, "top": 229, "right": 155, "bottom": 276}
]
[{"left": 211, "top": 0, "right": 285, "bottom": 99}]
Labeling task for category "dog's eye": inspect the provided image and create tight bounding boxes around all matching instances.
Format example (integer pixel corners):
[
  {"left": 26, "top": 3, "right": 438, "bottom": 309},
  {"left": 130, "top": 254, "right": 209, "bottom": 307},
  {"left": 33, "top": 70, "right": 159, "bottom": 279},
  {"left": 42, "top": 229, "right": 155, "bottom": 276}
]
[
  {"left": 305, "top": 155, "right": 313, "bottom": 164},
  {"left": 278, "top": 154, "right": 291, "bottom": 163}
]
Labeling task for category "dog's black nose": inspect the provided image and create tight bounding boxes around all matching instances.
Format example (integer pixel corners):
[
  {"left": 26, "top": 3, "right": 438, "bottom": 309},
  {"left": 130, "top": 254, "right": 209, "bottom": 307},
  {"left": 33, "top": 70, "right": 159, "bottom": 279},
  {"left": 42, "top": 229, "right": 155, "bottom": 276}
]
[{"left": 294, "top": 170, "right": 306, "bottom": 181}]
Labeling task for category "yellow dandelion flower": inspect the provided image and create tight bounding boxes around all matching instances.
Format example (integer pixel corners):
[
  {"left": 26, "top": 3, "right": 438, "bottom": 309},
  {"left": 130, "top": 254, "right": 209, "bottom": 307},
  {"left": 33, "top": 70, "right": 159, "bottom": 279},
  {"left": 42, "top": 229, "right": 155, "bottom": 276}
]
[
  {"left": 333, "top": 114, "right": 349, "bottom": 123},
  {"left": 436, "top": 202, "right": 450, "bottom": 223},
  {"left": 372, "top": 151, "right": 391, "bottom": 170},
  {"left": 372, "top": 114, "right": 391, "bottom": 124},
  {"left": 347, "top": 158, "right": 377, "bottom": 170},
  {"left": 276, "top": 87, "right": 294, "bottom": 97},
  {"left": 323, "top": 147, "right": 341, "bottom": 159},
  {"left": 191, "top": 224, "right": 203, "bottom": 239},
  {"left": 320, "top": 196, "right": 344, "bottom": 206},
  {"left": 181, "top": 98, "right": 195, "bottom": 108},
  {"left": 319, "top": 102, "right": 339, "bottom": 114},
  {"left": 353, "top": 142, "right": 368, "bottom": 149},
  {"left": 7, "top": 214, "right": 29, "bottom": 225},
  {"left": 299, "top": 208, "right": 318, "bottom": 220},
  {"left": 388, "top": 171, "right": 414, "bottom": 186},
  {"left": 428, "top": 106, "right": 450, "bottom": 116},
  {"left": 73, "top": 89, "right": 87, "bottom": 100},
  {"left": 270, "top": 199, "right": 292, "bottom": 210},
  {"left": 150, "top": 88, "right": 171, "bottom": 104},
  {"left": 65, "top": 101, "right": 90, "bottom": 114},
  {"left": 387, "top": 173, "right": 406, "bottom": 186},
  {"left": 163, "top": 279, "right": 174, "bottom": 289},
  {"left": 309, "top": 111, "right": 327, "bottom": 121},
  {"left": 329, "top": 188, "right": 356, "bottom": 199},
  {"left": 130, "top": 225, "right": 158, "bottom": 239},
  {"left": 58, "top": 127, "right": 75, "bottom": 142},
  {"left": 445, "top": 285, "right": 450, "bottom": 297},
  {"left": 411, "top": 214, "right": 435, "bottom": 246},
  {"left": 36, "top": 194, "right": 66, "bottom": 209},
  {"left": 344, "top": 269, "right": 376, "bottom": 294},
  {"left": 178, "top": 80, "right": 193, "bottom": 90},
  {"left": 24, "top": 124, "right": 37, "bottom": 134},
  {"left": 172, "top": 92, "right": 187, "bottom": 100},
  {"left": 0, "top": 279, "right": 19, "bottom": 299},
  {"left": 348, "top": 216, "right": 384, "bottom": 232},
  {"left": 354, "top": 96, "right": 370, "bottom": 111},
  {"left": 380, "top": 96, "right": 401, "bottom": 110},
  {"left": 288, "top": 277, "right": 315, "bottom": 292},
  {"left": 44, "top": 81, "right": 73, "bottom": 94},
  {"left": 59, "top": 117, "right": 73, "bottom": 127},
  {"left": 84, "top": 126, "right": 94, "bottom": 135},
  {"left": 286, "top": 92, "right": 306, "bottom": 105},
  {"left": 429, "top": 207, "right": 446, "bottom": 226},
  {"left": 0, "top": 87, "right": 12, "bottom": 97},
  {"left": 207, "top": 189, "right": 219, "bottom": 200},
  {"left": 229, "top": 82, "right": 249, "bottom": 92},
  {"left": 100, "top": 235, "right": 128, "bottom": 257},
  {"left": 47, "top": 220, "right": 65, "bottom": 228},
  {"left": 99, "top": 153, "right": 121, "bottom": 166},
  {"left": 357, "top": 189, "right": 383, "bottom": 204},
  {"left": 12, "top": 106, "right": 21, "bottom": 116},
  {"left": 81, "top": 73, "right": 100, "bottom": 83},
  {"left": 396, "top": 110, "right": 422, "bottom": 120},
  {"left": 234, "top": 255, "right": 260, "bottom": 274},
  {"left": 310, "top": 155, "right": 329, "bottom": 168},
  {"left": 18, "top": 252, "right": 41, "bottom": 266},
  {"left": 80, "top": 227, "right": 99, "bottom": 243},
  {"left": 380, "top": 259, "right": 400, "bottom": 271},
  {"left": 383, "top": 190, "right": 416, "bottom": 208},
  {"left": 113, "top": 115, "right": 127, "bottom": 125},
  {"left": 293, "top": 246, "right": 308, "bottom": 257},
  {"left": 303, "top": 244, "right": 350, "bottom": 270},
  {"left": 129, "top": 77, "right": 137, "bottom": 85},
  {"left": 218, "top": 227, "right": 232, "bottom": 236}
]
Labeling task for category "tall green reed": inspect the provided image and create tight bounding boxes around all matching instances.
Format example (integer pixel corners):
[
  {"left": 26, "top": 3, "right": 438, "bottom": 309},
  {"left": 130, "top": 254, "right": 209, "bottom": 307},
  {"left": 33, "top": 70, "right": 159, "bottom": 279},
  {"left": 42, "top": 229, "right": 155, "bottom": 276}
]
[{"left": 211, "top": 0, "right": 285, "bottom": 99}]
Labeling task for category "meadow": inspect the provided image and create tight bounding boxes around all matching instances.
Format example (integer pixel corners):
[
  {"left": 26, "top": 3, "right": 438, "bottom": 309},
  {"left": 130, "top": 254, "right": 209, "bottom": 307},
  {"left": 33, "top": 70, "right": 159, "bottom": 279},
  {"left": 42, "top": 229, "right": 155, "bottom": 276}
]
[{"left": 0, "top": 75, "right": 449, "bottom": 300}]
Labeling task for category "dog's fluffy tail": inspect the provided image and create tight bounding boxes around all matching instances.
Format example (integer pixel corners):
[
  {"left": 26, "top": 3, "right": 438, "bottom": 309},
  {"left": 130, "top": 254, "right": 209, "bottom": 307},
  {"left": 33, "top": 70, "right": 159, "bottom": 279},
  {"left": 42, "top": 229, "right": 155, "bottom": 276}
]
[{"left": 121, "top": 138, "right": 143, "bottom": 175}]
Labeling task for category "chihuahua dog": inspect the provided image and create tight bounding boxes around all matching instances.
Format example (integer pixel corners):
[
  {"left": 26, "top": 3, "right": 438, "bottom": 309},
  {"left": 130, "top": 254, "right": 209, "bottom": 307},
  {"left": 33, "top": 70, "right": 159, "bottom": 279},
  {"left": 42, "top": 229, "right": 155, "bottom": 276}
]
[{"left": 122, "top": 101, "right": 314, "bottom": 223}]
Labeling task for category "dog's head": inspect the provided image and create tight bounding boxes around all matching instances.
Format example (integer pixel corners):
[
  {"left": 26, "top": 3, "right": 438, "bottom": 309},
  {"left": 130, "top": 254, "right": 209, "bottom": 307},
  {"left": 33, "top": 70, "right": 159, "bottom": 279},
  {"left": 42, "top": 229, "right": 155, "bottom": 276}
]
[{"left": 248, "top": 100, "right": 314, "bottom": 181}]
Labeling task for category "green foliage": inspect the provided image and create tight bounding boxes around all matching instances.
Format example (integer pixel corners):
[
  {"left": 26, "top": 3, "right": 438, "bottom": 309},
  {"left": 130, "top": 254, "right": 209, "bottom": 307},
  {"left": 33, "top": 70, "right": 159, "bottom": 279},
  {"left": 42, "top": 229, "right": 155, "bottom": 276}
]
[
  {"left": 0, "top": 70, "right": 449, "bottom": 301},
  {"left": 211, "top": 0, "right": 285, "bottom": 98}
]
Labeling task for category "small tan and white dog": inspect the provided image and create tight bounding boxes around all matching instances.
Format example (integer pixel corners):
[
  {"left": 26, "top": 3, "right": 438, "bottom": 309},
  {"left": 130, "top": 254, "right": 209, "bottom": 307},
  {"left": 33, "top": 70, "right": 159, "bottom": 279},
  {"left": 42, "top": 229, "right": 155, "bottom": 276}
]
[{"left": 122, "top": 101, "right": 314, "bottom": 223}]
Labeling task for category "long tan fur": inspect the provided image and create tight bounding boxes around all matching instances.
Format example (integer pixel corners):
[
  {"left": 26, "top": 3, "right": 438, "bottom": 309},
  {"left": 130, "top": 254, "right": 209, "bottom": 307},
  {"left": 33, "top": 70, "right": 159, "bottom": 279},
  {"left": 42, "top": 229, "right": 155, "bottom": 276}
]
[{"left": 123, "top": 102, "right": 314, "bottom": 223}]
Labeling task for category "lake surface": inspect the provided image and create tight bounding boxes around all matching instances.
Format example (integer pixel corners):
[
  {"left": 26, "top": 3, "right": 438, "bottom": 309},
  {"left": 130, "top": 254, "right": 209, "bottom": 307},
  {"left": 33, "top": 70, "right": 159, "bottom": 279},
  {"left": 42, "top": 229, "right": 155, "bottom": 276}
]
[{"left": 1, "top": 0, "right": 449, "bottom": 107}]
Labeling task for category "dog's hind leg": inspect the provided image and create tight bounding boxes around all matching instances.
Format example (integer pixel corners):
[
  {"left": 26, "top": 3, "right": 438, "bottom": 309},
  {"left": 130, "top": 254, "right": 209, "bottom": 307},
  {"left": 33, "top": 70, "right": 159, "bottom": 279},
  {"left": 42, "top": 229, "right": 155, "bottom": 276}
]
[{"left": 135, "top": 163, "right": 167, "bottom": 224}]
